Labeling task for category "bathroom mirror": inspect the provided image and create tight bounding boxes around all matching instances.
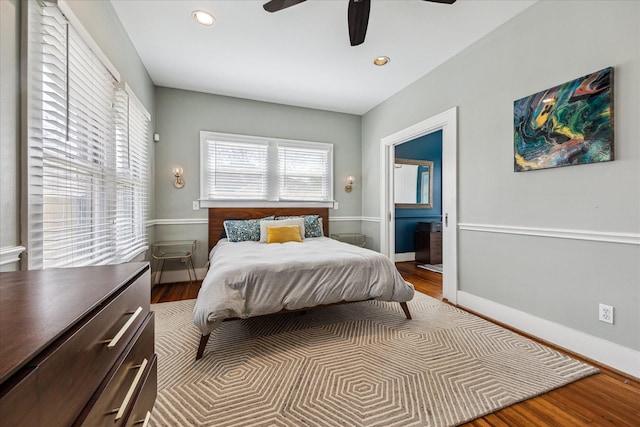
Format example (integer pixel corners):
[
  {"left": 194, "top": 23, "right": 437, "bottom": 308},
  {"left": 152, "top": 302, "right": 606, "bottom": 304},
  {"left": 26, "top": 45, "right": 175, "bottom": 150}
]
[{"left": 394, "top": 158, "right": 434, "bottom": 209}]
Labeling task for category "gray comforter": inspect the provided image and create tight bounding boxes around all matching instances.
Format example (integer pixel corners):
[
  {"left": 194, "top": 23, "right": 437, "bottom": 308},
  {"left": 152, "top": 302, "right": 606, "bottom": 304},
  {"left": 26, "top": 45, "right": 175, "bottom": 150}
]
[{"left": 193, "top": 236, "right": 415, "bottom": 335}]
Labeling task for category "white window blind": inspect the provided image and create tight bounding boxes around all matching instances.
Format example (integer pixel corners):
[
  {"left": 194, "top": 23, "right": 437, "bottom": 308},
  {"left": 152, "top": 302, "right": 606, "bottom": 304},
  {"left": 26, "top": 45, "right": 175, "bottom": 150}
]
[
  {"left": 115, "top": 85, "right": 150, "bottom": 262},
  {"left": 26, "top": 1, "right": 149, "bottom": 269},
  {"left": 203, "top": 139, "right": 269, "bottom": 200},
  {"left": 200, "top": 131, "right": 333, "bottom": 205},
  {"left": 278, "top": 143, "right": 331, "bottom": 201}
]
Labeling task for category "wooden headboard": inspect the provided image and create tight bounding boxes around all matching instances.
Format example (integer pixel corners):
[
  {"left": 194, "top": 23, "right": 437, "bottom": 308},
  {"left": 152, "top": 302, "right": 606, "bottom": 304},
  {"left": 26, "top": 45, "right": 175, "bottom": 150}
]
[{"left": 208, "top": 207, "right": 329, "bottom": 252}]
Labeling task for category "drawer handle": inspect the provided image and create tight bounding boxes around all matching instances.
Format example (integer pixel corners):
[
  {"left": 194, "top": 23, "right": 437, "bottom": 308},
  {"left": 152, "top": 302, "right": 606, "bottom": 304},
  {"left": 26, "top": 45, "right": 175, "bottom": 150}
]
[
  {"left": 133, "top": 411, "right": 152, "bottom": 426},
  {"left": 107, "top": 306, "right": 143, "bottom": 348},
  {"left": 114, "top": 358, "right": 148, "bottom": 421}
]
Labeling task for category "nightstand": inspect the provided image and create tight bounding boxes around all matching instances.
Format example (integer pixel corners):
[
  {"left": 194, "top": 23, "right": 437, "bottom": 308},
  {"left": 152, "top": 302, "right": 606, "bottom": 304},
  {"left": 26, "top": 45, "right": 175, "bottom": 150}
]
[{"left": 151, "top": 240, "right": 197, "bottom": 285}]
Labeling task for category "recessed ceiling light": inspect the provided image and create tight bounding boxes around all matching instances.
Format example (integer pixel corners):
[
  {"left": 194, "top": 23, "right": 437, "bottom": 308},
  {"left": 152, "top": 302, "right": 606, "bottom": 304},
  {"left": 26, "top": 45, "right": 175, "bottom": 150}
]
[
  {"left": 193, "top": 10, "right": 215, "bottom": 26},
  {"left": 373, "top": 56, "right": 390, "bottom": 66}
]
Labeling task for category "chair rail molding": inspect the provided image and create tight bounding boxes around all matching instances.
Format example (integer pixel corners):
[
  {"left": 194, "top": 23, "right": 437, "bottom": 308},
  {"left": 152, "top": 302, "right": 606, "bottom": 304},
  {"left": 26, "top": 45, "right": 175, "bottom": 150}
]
[
  {"left": 147, "top": 218, "right": 208, "bottom": 227},
  {"left": 329, "top": 216, "right": 371, "bottom": 222},
  {"left": 0, "top": 246, "right": 26, "bottom": 266},
  {"left": 361, "top": 216, "right": 381, "bottom": 223},
  {"left": 147, "top": 217, "right": 381, "bottom": 226},
  {"left": 458, "top": 223, "right": 640, "bottom": 246}
]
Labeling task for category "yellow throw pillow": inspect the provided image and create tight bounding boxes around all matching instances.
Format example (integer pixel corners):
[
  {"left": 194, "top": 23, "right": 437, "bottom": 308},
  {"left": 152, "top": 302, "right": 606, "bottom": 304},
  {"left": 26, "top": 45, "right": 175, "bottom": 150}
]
[{"left": 267, "top": 225, "right": 303, "bottom": 244}]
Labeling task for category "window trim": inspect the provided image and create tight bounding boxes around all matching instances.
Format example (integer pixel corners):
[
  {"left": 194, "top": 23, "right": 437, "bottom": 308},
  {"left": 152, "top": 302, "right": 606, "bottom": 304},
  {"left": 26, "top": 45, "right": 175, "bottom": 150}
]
[{"left": 199, "top": 131, "right": 335, "bottom": 208}]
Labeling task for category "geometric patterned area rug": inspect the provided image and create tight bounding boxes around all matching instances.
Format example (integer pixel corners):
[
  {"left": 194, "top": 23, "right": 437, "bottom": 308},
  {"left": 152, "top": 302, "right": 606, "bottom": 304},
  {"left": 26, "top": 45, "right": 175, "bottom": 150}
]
[
  {"left": 150, "top": 292, "right": 598, "bottom": 426},
  {"left": 417, "top": 264, "right": 443, "bottom": 274}
]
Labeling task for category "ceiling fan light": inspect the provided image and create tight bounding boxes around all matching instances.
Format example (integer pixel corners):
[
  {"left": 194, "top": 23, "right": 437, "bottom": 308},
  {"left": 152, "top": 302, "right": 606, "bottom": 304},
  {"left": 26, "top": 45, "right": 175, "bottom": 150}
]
[
  {"left": 373, "top": 56, "right": 390, "bottom": 66},
  {"left": 193, "top": 10, "right": 215, "bottom": 26}
]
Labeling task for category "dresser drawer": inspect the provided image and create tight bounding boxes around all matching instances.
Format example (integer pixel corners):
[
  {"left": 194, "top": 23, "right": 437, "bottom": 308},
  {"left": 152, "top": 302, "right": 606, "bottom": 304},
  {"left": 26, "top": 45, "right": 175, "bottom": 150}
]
[
  {"left": 36, "top": 270, "right": 150, "bottom": 427},
  {"left": 78, "top": 312, "right": 155, "bottom": 427},
  {"left": 125, "top": 355, "right": 157, "bottom": 427},
  {"left": 0, "top": 367, "right": 38, "bottom": 426}
]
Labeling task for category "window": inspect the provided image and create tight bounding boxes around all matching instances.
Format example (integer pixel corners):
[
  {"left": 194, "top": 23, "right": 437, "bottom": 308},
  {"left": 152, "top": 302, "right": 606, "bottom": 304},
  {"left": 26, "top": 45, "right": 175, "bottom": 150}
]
[
  {"left": 202, "top": 138, "right": 269, "bottom": 200},
  {"left": 115, "top": 84, "right": 150, "bottom": 261},
  {"left": 200, "top": 131, "right": 333, "bottom": 207},
  {"left": 25, "top": 1, "right": 150, "bottom": 269}
]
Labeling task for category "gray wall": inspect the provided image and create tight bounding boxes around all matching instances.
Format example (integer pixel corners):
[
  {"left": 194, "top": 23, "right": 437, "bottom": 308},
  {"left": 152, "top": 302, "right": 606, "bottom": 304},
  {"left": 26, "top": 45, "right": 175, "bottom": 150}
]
[
  {"left": 154, "top": 87, "right": 362, "bottom": 270},
  {"left": 0, "top": 0, "right": 20, "bottom": 272},
  {"left": 0, "top": 0, "right": 155, "bottom": 270},
  {"left": 362, "top": 0, "right": 639, "bottom": 351}
]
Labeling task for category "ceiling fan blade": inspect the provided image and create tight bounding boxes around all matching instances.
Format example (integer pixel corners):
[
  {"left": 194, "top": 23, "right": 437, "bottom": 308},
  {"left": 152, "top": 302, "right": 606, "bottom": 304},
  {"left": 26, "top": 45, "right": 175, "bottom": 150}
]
[
  {"left": 348, "top": 0, "right": 371, "bottom": 46},
  {"left": 423, "top": 0, "right": 457, "bottom": 4},
  {"left": 263, "top": 0, "right": 306, "bottom": 13}
]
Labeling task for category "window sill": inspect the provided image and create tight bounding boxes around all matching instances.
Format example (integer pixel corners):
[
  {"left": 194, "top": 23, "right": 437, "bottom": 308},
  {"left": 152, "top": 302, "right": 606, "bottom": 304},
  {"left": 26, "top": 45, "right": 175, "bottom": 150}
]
[{"left": 199, "top": 200, "right": 336, "bottom": 209}]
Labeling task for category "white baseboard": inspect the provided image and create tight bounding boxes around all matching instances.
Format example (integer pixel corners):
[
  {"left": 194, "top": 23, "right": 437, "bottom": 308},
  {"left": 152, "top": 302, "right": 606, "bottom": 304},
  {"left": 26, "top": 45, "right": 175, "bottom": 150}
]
[
  {"left": 153, "top": 267, "right": 208, "bottom": 285},
  {"left": 0, "top": 246, "right": 26, "bottom": 266},
  {"left": 457, "top": 291, "right": 640, "bottom": 378},
  {"left": 395, "top": 252, "right": 415, "bottom": 262}
]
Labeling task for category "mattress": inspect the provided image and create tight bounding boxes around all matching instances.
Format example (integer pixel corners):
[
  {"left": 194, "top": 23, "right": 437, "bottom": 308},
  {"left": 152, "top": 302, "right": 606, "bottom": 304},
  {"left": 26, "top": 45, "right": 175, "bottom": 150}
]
[{"left": 193, "top": 236, "right": 415, "bottom": 335}]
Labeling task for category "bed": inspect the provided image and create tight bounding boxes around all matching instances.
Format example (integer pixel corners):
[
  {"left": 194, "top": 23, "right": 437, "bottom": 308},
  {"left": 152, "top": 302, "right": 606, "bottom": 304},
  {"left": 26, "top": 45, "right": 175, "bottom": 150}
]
[{"left": 194, "top": 208, "right": 415, "bottom": 360}]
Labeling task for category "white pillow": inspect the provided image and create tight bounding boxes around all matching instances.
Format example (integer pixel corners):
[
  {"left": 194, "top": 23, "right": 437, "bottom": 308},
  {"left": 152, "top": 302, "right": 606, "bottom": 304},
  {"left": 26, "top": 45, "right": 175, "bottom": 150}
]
[{"left": 259, "top": 218, "right": 305, "bottom": 243}]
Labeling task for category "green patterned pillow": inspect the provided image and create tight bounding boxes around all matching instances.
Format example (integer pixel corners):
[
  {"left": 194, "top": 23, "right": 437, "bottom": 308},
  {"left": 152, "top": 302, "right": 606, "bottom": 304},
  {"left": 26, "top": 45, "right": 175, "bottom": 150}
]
[
  {"left": 224, "top": 216, "right": 274, "bottom": 242},
  {"left": 276, "top": 215, "right": 323, "bottom": 238}
]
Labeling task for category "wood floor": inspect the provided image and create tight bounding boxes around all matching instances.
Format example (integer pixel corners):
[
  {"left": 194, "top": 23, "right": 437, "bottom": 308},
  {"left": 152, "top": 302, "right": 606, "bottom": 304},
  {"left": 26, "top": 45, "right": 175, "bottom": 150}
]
[{"left": 151, "top": 262, "right": 640, "bottom": 426}]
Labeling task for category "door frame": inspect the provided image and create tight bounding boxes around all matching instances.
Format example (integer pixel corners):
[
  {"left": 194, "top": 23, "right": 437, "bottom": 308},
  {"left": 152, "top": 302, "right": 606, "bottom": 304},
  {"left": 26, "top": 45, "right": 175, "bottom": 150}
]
[{"left": 379, "top": 107, "right": 458, "bottom": 303}]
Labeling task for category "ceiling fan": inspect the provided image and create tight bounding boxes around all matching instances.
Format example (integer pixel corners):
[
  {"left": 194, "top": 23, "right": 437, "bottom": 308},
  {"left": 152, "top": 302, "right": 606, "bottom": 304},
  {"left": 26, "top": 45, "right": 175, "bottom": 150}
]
[{"left": 263, "top": 0, "right": 457, "bottom": 46}]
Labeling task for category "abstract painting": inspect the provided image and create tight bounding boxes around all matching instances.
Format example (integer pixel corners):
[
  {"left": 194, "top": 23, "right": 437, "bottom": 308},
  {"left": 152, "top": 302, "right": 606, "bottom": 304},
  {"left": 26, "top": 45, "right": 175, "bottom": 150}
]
[{"left": 513, "top": 67, "right": 614, "bottom": 172}]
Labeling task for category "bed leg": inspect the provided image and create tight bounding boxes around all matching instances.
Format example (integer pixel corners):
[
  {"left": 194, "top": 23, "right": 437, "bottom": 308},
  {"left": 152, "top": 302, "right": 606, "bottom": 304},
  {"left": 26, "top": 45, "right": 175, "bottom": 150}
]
[
  {"left": 196, "top": 334, "right": 210, "bottom": 360},
  {"left": 400, "top": 302, "right": 412, "bottom": 320}
]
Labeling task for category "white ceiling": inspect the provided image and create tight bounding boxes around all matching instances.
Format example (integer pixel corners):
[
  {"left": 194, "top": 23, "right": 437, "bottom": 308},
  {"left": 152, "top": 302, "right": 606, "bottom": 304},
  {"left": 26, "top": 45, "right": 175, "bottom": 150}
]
[{"left": 110, "top": 0, "right": 536, "bottom": 115}]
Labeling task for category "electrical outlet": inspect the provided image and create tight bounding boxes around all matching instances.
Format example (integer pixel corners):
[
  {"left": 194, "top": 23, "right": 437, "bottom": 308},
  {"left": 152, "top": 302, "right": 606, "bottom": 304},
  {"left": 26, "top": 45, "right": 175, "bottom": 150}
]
[
  {"left": 334, "top": 201, "right": 339, "bottom": 209},
  {"left": 598, "top": 303, "right": 614, "bottom": 324},
  {"left": 192, "top": 201, "right": 200, "bottom": 210}
]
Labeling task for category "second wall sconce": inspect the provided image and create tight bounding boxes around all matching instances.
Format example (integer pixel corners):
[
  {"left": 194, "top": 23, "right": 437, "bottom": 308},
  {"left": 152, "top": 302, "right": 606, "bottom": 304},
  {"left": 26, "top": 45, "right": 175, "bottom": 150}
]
[
  {"left": 173, "top": 166, "right": 185, "bottom": 189},
  {"left": 345, "top": 175, "right": 355, "bottom": 193}
]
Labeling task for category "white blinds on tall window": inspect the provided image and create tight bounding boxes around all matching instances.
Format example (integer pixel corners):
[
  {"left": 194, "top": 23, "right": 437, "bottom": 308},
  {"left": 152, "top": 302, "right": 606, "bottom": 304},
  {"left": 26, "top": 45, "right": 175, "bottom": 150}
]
[
  {"left": 200, "top": 132, "right": 333, "bottom": 203},
  {"left": 115, "top": 85, "right": 150, "bottom": 261},
  {"left": 26, "top": 1, "right": 149, "bottom": 269},
  {"left": 115, "top": 84, "right": 150, "bottom": 261}
]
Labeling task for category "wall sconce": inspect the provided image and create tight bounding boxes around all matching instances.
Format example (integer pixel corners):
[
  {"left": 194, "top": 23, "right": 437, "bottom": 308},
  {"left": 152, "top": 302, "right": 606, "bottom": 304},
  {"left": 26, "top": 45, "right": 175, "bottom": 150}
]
[
  {"left": 173, "top": 166, "right": 185, "bottom": 189},
  {"left": 345, "top": 175, "right": 355, "bottom": 193}
]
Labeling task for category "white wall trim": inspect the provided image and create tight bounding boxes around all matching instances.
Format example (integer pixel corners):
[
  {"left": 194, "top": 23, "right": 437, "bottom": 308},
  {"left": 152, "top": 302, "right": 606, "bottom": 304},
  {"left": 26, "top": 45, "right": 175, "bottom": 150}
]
[
  {"left": 147, "top": 218, "right": 208, "bottom": 227},
  {"left": 395, "top": 252, "right": 415, "bottom": 262},
  {"left": 459, "top": 223, "right": 640, "bottom": 246},
  {"left": 331, "top": 216, "right": 381, "bottom": 222},
  {"left": 329, "top": 216, "right": 362, "bottom": 222},
  {"left": 361, "top": 216, "right": 381, "bottom": 223},
  {"left": 147, "top": 217, "right": 381, "bottom": 226},
  {"left": 199, "top": 200, "right": 334, "bottom": 209},
  {"left": 457, "top": 291, "right": 640, "bottom": 378},
  {"left": 0, "top": 246, "right": 26, "bottom": 266}
]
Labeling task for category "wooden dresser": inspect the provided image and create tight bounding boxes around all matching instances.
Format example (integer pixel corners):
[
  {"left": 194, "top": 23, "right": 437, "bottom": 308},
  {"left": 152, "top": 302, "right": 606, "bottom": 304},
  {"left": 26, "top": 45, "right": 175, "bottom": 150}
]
[
  {"left": 415, "top": 223, "right": 443, "bottom": 264},
  {"left": 0, "top": 262, "right": 156, "bottom": 427}
]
